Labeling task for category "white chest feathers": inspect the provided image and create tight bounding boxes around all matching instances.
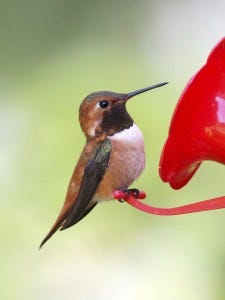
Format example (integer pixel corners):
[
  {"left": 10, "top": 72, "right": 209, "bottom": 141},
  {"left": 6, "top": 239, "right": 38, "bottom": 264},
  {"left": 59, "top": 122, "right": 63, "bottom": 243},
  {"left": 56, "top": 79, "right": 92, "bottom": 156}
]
[
  {"left": 110, "top": 123, "right": 146, "bottom": 179},
  {"left": 110, "top": 123, "right": 144, "bottom": 144}
]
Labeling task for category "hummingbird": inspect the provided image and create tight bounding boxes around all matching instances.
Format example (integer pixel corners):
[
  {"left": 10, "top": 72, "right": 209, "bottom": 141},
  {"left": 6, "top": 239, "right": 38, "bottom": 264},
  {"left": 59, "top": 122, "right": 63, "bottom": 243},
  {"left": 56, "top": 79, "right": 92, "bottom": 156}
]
[{"left": 40, "top": 82, "right": 167, "bottom": 248}]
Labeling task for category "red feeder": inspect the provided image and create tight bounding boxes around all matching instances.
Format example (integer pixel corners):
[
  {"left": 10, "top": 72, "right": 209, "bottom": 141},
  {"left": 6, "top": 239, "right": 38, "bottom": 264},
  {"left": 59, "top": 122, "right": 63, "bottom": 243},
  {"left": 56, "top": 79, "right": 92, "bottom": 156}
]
[
  {"left": 160, "top": 37, "right": 225, "bottom": 189},
  {"left": 114, "top": 37, "right": 225, "bottom": 216}
]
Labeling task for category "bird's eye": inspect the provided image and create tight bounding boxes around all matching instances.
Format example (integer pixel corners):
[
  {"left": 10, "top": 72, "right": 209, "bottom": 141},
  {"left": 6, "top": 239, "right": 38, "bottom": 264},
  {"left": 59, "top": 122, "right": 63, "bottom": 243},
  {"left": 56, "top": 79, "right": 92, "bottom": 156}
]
[{"left": 99, "top": 100, "right": 109, "bottom": 109}]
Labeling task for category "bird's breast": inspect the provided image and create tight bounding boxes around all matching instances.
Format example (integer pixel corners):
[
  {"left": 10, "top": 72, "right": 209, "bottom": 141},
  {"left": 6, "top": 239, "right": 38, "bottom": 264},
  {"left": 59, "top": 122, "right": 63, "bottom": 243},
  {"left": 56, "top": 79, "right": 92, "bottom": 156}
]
[{"left": 94, "top": 124, "right": 145, "bottom": 200}]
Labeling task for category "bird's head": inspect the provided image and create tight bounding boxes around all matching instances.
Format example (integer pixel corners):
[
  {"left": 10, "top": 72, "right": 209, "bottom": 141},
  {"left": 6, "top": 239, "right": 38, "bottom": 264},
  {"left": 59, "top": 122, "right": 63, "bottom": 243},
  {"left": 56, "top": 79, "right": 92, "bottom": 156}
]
[{"left": 79, "top": 82, "right": 168, "bottom": 140}]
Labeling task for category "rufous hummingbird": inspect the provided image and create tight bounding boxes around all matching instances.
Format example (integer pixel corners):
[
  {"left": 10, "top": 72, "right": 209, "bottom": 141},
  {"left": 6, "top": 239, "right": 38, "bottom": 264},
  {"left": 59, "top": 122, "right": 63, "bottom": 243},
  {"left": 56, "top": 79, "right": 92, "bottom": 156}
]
[{"left": 40, "top": 82, "right": 167, "bottom": 248}]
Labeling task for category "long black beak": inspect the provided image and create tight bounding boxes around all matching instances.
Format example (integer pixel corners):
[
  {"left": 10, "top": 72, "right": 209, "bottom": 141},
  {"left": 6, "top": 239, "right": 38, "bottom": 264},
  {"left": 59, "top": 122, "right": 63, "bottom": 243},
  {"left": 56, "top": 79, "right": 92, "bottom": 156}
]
[{"left": 127, "top": 82, "right": 168, "bottom": 99}]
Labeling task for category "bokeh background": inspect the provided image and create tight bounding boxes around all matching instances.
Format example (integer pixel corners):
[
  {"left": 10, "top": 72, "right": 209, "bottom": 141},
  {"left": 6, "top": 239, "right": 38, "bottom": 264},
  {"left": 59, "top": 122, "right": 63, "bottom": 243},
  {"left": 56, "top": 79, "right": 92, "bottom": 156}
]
[{"left": 1, "top": 1, "right": 225, "bottom": 299}]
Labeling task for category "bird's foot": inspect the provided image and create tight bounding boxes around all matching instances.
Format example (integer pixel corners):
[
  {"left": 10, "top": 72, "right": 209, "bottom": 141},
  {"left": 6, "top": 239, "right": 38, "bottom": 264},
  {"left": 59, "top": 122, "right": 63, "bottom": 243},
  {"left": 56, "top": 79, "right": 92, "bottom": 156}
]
[
  {"left": 127, "top": 188, "right": 140, "bottom": 197},
  {"left": 113, "top": 188, "right": 142, "bottom": 202}
]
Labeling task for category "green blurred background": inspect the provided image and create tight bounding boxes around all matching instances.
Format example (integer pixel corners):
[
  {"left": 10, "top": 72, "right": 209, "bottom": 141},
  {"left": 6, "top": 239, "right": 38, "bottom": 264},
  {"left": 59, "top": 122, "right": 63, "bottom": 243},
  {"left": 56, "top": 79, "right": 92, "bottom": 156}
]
[{"left": 1, "top": 0, "right": 225, "bottom": 299}]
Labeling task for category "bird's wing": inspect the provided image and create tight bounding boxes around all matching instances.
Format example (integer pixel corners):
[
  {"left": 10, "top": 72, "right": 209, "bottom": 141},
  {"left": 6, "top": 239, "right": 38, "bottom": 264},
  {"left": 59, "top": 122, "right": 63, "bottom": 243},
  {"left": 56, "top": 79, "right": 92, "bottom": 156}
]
[
  {"left": 40, "top": 139, "right": 112, "bottom": 248},
  {"left": 61, "top": 138, "right": 112, "bottom": 229}
]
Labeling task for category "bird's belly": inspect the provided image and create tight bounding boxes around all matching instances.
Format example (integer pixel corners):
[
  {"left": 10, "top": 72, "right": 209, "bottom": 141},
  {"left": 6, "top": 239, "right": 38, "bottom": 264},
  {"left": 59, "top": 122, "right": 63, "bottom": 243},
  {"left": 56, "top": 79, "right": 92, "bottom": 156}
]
[{"left": 94, "top": 124, "right": 145, "bottom": 201}]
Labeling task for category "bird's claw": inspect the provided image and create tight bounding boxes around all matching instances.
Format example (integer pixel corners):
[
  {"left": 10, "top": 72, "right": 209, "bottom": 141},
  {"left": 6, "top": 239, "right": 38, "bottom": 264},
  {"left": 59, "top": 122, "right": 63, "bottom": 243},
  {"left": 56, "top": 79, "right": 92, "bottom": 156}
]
[
  {"left": 113, "top": 188, "right": 143, "bottom": 202},
  {"left": 129, "top": 188, "right": 140, "bottom": 198}
]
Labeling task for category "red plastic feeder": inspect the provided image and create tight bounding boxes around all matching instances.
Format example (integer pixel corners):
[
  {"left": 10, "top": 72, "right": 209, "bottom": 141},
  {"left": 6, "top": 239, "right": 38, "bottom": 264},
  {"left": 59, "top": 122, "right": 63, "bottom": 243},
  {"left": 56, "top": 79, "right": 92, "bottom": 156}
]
[
  {"left": 160, "top": 37, "right": 225, "bottom": 189},
  {"left": 114, "top": 37, "right": 225, "bottom": 216}
]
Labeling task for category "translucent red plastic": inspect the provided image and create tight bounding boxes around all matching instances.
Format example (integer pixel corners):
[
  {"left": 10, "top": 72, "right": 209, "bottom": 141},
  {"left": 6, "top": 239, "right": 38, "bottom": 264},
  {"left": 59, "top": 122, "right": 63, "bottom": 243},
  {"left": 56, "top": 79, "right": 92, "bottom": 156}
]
[
  {"left": 159, "top": 37, "right": 225, "bottom": 189},
  {"left": 114, "top": 38, "right": 225, "bottom": 216},
  {"left": 113, "top": 190, "right": 225, "bottom": 216}
]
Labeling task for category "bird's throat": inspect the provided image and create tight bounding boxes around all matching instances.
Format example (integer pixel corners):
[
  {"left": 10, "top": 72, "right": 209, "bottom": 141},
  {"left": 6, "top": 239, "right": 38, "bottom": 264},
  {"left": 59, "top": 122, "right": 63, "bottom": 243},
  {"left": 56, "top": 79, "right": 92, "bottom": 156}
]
[{"left": 97, "top": 104, "right": 133, "bottom": 138}]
